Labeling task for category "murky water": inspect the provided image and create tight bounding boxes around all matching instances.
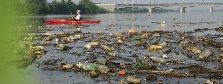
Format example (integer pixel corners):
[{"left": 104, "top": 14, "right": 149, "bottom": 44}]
[{"left": 22, "top": 12, "right": 223, "bottom": 84}]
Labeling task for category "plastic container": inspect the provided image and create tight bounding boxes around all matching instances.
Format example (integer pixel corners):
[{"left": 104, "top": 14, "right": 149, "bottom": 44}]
[
  {"left": 84, "top": 43, "right": 91, "bottom": 50},
  {"left": 80, "top": 63, "right": 97, "bottom": 70},
  {"left": 59, "top": 44, "right": 68, "bottom": 50},
  {"left": 62, "top": 64, "right": 74, "bottom": 69},
  {"left": 128, "top": 29, "right": 135, "bottom": 35},
  {"left": 118, "top": 70, "right": 126, "bottom": 76},
  {"left": 98, "top": 65, "right": 109, "bottom": 74},
  {"left": 198, "top": 49, "right": 211, "bottom": 58},
  {"left": 159, "top": 42, "right": 167, "bottom": 46},
  {"left": 135, "top": 58, "right": 155, "bottom": 70},
  {"left": 150, "top": 56, "right": 166, "bottom": 64},
  {"left": 127, "top": 76, "right": 141, "bottom": 84}
]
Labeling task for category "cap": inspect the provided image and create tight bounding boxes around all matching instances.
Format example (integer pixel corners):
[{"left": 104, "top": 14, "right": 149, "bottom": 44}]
[{"left": 76, "top": 10, "right": 81, "bottom": 12}]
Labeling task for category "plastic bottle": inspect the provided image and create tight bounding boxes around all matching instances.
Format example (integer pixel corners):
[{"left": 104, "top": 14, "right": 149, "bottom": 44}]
[
  {"left": 198, "top": 49, "right": 211, "bottom": 58},
  {"left": 150, "top": 56, "right": 166, "bottom": 64}
]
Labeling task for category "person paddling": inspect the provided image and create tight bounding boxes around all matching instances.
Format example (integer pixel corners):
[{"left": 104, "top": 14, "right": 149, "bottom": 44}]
[{"left": 71, "top": 10, "right": 82, "bottom": 21}]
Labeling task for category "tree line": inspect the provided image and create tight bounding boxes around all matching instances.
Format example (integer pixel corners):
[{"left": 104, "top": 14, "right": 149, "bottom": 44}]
[{"left": 18, "top": 0, "right": 108, "bottom": 15}]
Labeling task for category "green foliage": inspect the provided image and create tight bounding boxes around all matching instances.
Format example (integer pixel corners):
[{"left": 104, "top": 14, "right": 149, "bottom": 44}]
[
  {"left": 0, "top": 0, "right": 38, "bottom": 83},
  {"left": 23, "top": 0, "right": 107, "bottom": 15},
  {"left": 79, "top": 0, "right": 107, "bottom": 14}
]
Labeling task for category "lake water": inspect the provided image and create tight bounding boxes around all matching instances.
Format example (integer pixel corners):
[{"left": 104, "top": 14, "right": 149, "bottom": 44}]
[
  {"left": 43, "top": 12, "right": 223, "bottom": 34},
  {"left": 21, "top": 11, "right": 223, "bottom": 84}
]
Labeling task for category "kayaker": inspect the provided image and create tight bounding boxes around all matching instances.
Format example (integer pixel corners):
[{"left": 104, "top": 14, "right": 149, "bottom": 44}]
[{"left": 71, "top": 10, "right": 82, "bottom": 21}]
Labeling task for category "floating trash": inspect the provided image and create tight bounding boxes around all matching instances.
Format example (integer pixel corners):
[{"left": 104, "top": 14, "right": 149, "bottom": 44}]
[
  {"left": 15, "top": 20, "right": 223, "bottom": 84},
  {"left": 133, "top": 36, "right": 141, "bottom": 40},
  {"left": 58, "top": 44, "right": 70, "bottom": 50},
  {"left": 127, "top": 76, "right": 141, "bottom": 84},
  {"left": 76, "top": 62, "right": 97, "bottom": 70},
  {"left": 118, "top": 70, "right": 126, "bottom": 76},
  {"left": 62, "top": 64, "right": 74, "bottom": 69},
  {"left": 89, "top": 70, "right": 98, "bottom": 77},
  {"left": 149, "top": 56, "right": 167, "bottom": 64},
  {"left": 84, "top": 43, "right": 91, "bottom": 50},
  {"left": 135, "top": 58, "right": 156, "bottom": 70},
  {"left": 198, "top": 49, "right": 211, "bottom": 59},
  {"left": 128, "top": 29, "right": 135, "bottom": 35},
  {"left": 148, "top": 45, "right": 163, "bottom": 51},
  {"left": 97, "top": 65, "right": 109, "bottom": 74}
]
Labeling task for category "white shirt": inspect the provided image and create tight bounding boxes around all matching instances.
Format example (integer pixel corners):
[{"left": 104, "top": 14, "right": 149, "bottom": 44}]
[{"left": 76, "top": 15, "right": 82, "bottom": 20}]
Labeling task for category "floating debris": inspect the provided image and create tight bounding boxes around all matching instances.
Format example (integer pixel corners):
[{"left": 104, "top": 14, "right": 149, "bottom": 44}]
[
  {"left": 198, "top": 49, "right": 211, "bottom": 59},
  {"left": 15, "top": 20, "right": 223, "bottom": 84},
  {"left": 76, "top": 62, "right": 97, "bottom": 70},
  {"left": 135, "top": 58, "right": 156, "bottom": 70},
  {"left": 128, "top": 29, "right": 135, "bottom": 35},
  {"left": 97, "top": 65, "right": 109, "bottom": 74},
  {"left": 62, "top": 64, "right": 74, "bottom": 69},
  {"left": 118, "top": 70, "right": 126, "bottom": 76},
  {"left": 148, "top": 45, "right": 163, "bottom": 51},
  {"left": 127, "top": 76, "right": 141, "bottom": 84}
]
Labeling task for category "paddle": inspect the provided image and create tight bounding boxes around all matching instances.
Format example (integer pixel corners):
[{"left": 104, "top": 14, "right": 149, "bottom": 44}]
[
  {"left": 70, "top": 12, "right": 72, "bottom": 17},
  {"left": 70, "top": 12, "right": 73, "bottom": 19}
]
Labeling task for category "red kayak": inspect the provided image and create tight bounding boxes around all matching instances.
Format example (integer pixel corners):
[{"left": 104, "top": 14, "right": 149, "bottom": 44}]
[
  {"left": 45, "top": 22, "right": 100, "bottom": 26},
  {"left": 45, "top": 18, "right": 101, "bottom": 23}
]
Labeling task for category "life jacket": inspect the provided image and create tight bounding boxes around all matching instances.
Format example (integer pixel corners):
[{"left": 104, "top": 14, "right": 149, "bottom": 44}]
[{"left": 79, "top": 17, "right": 82, "bottom": 20}]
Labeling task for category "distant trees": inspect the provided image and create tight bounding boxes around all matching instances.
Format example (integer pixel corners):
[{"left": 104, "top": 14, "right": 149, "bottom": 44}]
[
  {"left": 17, "top": 0, "right": 179, "bottom": 15},
  {"left": 20, "top": 0, "right": 108, "bottom": 15},
  {"left": 79, "top": 0, "right": 107, "bottom": 14}
]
